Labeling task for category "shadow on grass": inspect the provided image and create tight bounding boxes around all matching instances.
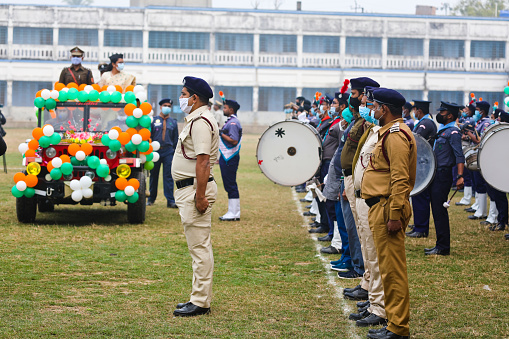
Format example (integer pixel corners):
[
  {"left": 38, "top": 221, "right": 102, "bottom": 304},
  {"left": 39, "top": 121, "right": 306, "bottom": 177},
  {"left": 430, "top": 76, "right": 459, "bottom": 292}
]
[{"left": 33, "top": 205, "right": 136, "bottom": 227}]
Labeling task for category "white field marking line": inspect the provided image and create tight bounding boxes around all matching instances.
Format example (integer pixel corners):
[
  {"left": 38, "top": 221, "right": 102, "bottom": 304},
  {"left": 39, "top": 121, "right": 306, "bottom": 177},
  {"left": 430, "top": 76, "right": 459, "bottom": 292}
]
[{"left": 292, "top": 189, "right": 361, "bottom": 339}]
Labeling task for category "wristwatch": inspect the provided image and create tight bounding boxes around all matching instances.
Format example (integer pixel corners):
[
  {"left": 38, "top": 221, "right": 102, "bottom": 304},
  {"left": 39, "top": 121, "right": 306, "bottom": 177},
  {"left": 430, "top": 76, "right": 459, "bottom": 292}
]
[{"left": 457, "top": 174, "right": 463, "bottom": 179}]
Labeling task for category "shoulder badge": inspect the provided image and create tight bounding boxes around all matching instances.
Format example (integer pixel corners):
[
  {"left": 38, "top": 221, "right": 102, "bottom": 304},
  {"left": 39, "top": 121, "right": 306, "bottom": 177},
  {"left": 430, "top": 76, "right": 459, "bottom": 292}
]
[
  {"left": 389, "top": 122, "right": 400, "bottom": 133},
  {"left": 451, "top": 130, "right": 458, "bottom": 134},
  {"left": 419, "top": 125, "right": 426, "bottom": 130}
]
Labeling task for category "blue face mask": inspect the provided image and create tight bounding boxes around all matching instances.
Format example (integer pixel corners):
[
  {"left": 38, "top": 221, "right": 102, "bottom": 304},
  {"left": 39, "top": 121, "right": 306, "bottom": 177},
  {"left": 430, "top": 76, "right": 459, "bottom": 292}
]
[
  {"left": 489, "top": 119, "right": 496, "bottom": 125},
  {"left": 71, "top": 57, "right": 82, "bottom": 65},
  {"left": 370, "top": 109, "right": 380, "bottom": 126},
  {"left": 474, "top": 110, "right": 481, "bottom": 122},
  {"left": 116, "top": 63, "right": 125, "bottom": 71},
  {"left": 341, "top": 107, "right": 353, "bottom": 124},
  {"left": 461, "top": 112, "right": 468, "bottom": 118},
  {"left": 359, "top": 106, "right": 371, "bottom": 121},
  {"left": 162, "top": 106, "right": 171, "bottom": 115},
  {"left": 284, "top": 108, "right": 293, "bottom": 114}
]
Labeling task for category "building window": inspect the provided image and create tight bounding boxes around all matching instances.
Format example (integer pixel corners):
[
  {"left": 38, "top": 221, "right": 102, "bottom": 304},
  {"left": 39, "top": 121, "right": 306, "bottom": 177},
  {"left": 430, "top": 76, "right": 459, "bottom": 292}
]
[
  {"left": 147, "top": 84, "right": 186, "bottom": 121},
  {"left": 0, "top": 81, "right": 6, "bottom": 106},
  {"left": 388, "top": 38, "right": 424, "bottom": 56},
  {"left": 13, "top": 27, "right": 53, "bottom": 45},
  {"left": 12, "top": 81, "right": 52, "bottom": 106},
  {"left": 0, "top": 27, "right": 7, "bottom": 45},
  {"left": 214, "top": 86, "right": 253, "bottom": 111},
  {"left": 104, "top": 30, "right": 143, "bottom": 48},
  {"left": 345, "top": 37, "right": 382, "bottom": 55},
  {"left": 302, "top": 88, "right": 338, "bottom": 102},
  {"left": 259, "top": 87, "right": 296, "bottom": 111},
  {"left": 471, "top": 41, "right": 505, "bottom": 59},
  {"left": 395, "top": 90, "right": 424, "bottom": 102},
  {"left": 473, "top": 91, "right": 505, "bottom": 107},
  {"left": 429, "top": 39, "right": 464, "bottom": 58},
  {"left": 427, "top": 91, "right": 464, "bottom": 112},
  {"left": 303, "top": 36, "right": 340, "bottom": 54},
  {"left": 149, "top": 31, "right": 209, "bottom": 50},
  {"left": 215, "top": 33, "right": 253, "bottom": 52},
  {"left": 260, "top": 35, "right": 297, "bottom": 53},
  {"left": 59, "top": 28, "right": 98, "bottom": 46}
]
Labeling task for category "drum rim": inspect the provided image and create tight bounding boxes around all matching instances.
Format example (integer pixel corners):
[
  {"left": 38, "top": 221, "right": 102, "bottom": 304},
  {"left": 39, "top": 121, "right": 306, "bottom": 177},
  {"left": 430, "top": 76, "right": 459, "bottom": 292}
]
[
  {"left": 410, "top": 132, "right": 437, "bottom": 197},
  {"left": 478, "top": 124, "right": 509, "bottom": 192}
]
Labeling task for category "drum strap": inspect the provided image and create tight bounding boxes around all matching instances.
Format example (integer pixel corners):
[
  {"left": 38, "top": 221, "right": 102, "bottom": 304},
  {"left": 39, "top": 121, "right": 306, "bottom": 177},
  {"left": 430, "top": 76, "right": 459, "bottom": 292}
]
[{"left": 380, "top": 127, "right": 413, "bottom": 166}]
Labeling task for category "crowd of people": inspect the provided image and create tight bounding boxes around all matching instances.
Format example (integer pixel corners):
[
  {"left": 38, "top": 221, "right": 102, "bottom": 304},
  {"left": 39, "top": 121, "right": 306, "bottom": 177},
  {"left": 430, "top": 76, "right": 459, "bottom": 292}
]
[{"left": 287, "top": 77, "right": 509, "bottom": 339}]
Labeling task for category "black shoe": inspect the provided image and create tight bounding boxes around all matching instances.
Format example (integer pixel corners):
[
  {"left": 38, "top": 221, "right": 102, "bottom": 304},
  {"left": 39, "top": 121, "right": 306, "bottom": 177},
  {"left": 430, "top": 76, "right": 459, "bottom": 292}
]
[
  {"left": 367, "top": 327, "right": 409, "bottom": 339},
  {"left": 309, "top": 221, "right": 321, "bottom": 228},
  {"left": 490, "top": 223, "right": 506, "bottom": 231},
  {"left": 303, "top": 211, "right": 316, "bottom": 216},
  {"left": 348, "top": 309, "right": 370, "bottom": 321},
  {"left": 357, "top": 300, "right": 370, "bottom": 308},
  {"left": 358, "top": 304, "right": 369, "bottom": 313},
  {"left": 480, "top": 220, "right": 493, "bottom": 226},
  {"left": 344, "top": 287, "right": 368, "bottom": 300},
  {"left": 369, "top": 326, "right": 387, "bottom": 334},
  {"left": 425, "top": 247, "right": 450, "bottom": 256},
  {"left": 320, "top": 245, "right": 340, "bottom": 254},
  {"left": 406, "top": 231, "right": 428, "bottom": 238},
  {"left": 311, "top": 217, "right": 316, "bottom": 221},
  {"left": 464, "top": 207, "right": 476, "bottom": 213},
  {"left": 338, "top": 269, "right": 362, "bottom": 280},
  {"left": 300, "top": 198, "right": 310, "bottom": 202},
  {"left": 305, "top": 204, "right": 312, "bottom": 209},
  {"left": 295, "top": 189, "right": 306, "bottom": 193},
  {"left": 318, "top": 234, "right": 333, "bottom": 242},
  {"left": 176, "top": 301, "right": 191, "bottom": 309},
  {"left": 468, "top": 215, "right": 484, "bottom": 220},
  {"left": 505, "top": 234, "right": 509, "bottom": 240},
  {"left": 356, "top": 313, "right": 388, "bottom": 327},
  {"left": 309, "top": 226, "right": 329, "bottom": 234},
  {"left": 406, "top": 224, "right": 414, "bottom": 231},
  {"left": 173, "top": 302, "right": 210, "bottom": 317},
  {"left": 344, "top": 284, "right": 361, "bottom": 294},
  {"left": 167, "top": 202, "right": 178, "bottom": 208}
]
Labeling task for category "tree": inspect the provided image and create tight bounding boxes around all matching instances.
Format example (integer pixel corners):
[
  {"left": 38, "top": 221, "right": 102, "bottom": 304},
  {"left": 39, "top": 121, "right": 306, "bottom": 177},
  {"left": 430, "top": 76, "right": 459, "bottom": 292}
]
[
  {"left": 251, "top": 0, "right": 261, "bottom": 9},
  {"left": 274, "top": 0, "right": 284, "bottom": 10},
  {"left": 62, "top": 0, "right": 94, "bottom": 5},
  {"left": 452, "top": 0, "right": 507, "bottom": 17}
]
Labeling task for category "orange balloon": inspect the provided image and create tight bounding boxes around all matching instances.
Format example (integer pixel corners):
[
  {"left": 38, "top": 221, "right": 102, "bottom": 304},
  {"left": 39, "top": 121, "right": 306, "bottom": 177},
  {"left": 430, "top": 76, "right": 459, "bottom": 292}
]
[
  {"left": 25, "top": 174, "right": 38, "bottom": 188},
  {"left": 115, "top": 178, "right": 128, "bottom": 190},
  {"left": 47, "top": 161, "right": 54, "bottom": 172},
  {"left": 115, "top": 85, "right": 123, "bottom": 93},
  {"left": 126, "top": 128, "right": 137, "bottom": 137},
  {"left": 111, "top": 126, "right": 122, "bottom": 135},
  {"left": 92, "top": 84, "right": 101, "bottom": 91},
  {"left": 67, "top": 82, "right": 78, "bottom": 89},
  {"left": 68, "top": 143, "right": 80, "bottom": 156},
  {"left": 36, "top": 90, "right": 42, "bottom": 98},
  {"left": 138, "top": 128, "right": 151, "bottom": 141},
  {"left": 49, "top": 110, "right": 56, "bottom": 119},
  {"left": 13, "top": 172, "right": 26, "bottom": 183},
  {"left": 101, "top": 85, "right": 109, "bottom": 92},
  {"left": 127, "top": 178, "right": 140, "bottom": 190},
  {"left": 117, "top": 132, "right": 131, "bottom": 145},
  {"left": 139, "top": 102, "right": 152, "bottom": 115},
  {"left": 68, "top": 107, "right": 76, "bottom": 111},
  {"left": 28, "top": 139, "right": 39, "bottom": 150},
  {"left": 124, "top": 103, "right": 136, "bottom": 116},
  {"left": 32, "top": 127, "right": 44, "bottom": 140},
  {"left": 25, "top": 149, "right": 36, "bottom": 157},
  {"left": 78, "top": 84, "right": 87, "bottom": 91},
  {"left": 60, "top": 154, "right": 71, "bottom": 163},
  {"left": 81, "top": 143, "right": 93, "bottom": 155},
  {"left": 55, "top": 82, "right": 65, "bottom": 91},
  {"left": 125, "top": 85, "right": 134, "bottom": 93},
  {"left": 140, "top": 145, "right": 153, "bottom": 155}
]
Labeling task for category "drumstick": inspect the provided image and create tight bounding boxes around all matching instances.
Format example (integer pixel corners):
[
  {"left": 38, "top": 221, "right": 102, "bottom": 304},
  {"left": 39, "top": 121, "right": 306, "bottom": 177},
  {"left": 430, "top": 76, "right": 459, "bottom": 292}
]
[{"left": 443, "top": 188, "right": 459, "bottom": 209}]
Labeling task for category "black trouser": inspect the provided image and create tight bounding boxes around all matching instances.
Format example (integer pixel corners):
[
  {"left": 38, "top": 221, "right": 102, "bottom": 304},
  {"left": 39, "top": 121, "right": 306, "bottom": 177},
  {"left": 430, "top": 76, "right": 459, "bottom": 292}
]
[{"left": 430, "top": 167, "right": 453, "bottom": 251}]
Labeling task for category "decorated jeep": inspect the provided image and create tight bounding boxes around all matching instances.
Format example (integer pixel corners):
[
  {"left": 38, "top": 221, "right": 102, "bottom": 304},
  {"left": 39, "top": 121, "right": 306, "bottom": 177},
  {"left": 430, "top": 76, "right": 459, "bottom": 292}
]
[{"left": 12, "top": 83, "right": 161, "bottom": 224}]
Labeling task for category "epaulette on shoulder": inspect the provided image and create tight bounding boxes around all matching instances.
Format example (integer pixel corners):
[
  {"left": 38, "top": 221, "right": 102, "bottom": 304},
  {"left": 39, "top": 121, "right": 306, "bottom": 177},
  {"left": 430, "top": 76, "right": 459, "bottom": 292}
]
[{"left": 389, "top": 122, "right": 400, "bottom": 133}]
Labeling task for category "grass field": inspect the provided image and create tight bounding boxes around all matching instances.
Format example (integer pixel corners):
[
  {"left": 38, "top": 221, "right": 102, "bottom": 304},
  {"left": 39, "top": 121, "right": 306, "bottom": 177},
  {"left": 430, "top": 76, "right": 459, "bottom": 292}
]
[{"left": 0, "top": 128, "right": 508, "bottom": 338}]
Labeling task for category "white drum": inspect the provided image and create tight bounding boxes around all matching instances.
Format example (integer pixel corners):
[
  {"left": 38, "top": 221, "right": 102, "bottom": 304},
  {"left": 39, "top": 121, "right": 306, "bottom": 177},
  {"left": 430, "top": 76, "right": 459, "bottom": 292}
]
[
  {"left": 411, "top": 133, "right": 437, "bottom": 197},
  {"left": 478, "top": 123, "right": 509, "bottom": 192},
  {"left": 256, "top": 120, "right": 322, "bottom": 186},
  {"left": 464, "top": 145, "right": 479, "bottom": 171}
]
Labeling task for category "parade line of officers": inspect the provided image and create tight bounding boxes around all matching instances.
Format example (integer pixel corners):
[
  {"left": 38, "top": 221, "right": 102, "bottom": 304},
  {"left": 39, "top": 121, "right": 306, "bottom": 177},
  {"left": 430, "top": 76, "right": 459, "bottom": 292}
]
[{"left": 287, "top": 77, "right": 509, "bottom": 339}]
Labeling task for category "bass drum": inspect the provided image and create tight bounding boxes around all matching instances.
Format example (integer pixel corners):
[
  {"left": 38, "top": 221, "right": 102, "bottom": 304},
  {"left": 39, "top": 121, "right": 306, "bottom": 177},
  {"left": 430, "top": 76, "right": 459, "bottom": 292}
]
[
  {"left": 411, "top": 133, "right": 437, "bottom": 197},
  {"left": 464, "top": 145, "right": 479, "bottom": 171},
  {"left": 478, "top": 123, "right": 509, "bottom": 192},
  {"left": 256, "top": 120, "right": 322, "bottom": 186}
]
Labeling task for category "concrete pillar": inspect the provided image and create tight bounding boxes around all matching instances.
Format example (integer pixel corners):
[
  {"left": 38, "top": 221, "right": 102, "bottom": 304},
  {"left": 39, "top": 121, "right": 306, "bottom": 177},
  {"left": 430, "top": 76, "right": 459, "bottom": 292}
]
[
  {"left": 7, "top": 6, "right": 13, "bottom": 60},
  {"left": 98, "top": 29, "right": 104, "bottom": 62},
  {"left": 465, "top": 39, "right": 471, "bottom": 71},
  {"left": 423, "top": 90, "right": 429, "bottom": 101},
  {"left": 209, "top": 32, "right": 215, "bottom": 65},
  {"left": 6, "top": 80, "right": 13, "bottom": 117},
  {"left": 142, "top": 9, "right": 149, "bottom": 64},
  {"left": 253, "top": 33, "right": 260, "bottom": 67},
  {"left": 297, "top": 34, "right": 303, "bottom": 68},
  {"left": 505, "top": 40, "right": 509, "bottom": 72},
  {"left": 381, "top": 37, "right": 388, "bottom": 70},
  {"left": 423, "top": 38, "right": 430, "bottom": 70},
  {"left": 253, "top": 86, "right": 259, "bottom": 113},
  {"left": 339, "top": 35, "right": 346, "bottom": 68},
  {"left": 463, "top": 91, "right": 470, "bottom": 106},
  {"left": 53, "top": 8, "right": 58, "bottom": 61}
]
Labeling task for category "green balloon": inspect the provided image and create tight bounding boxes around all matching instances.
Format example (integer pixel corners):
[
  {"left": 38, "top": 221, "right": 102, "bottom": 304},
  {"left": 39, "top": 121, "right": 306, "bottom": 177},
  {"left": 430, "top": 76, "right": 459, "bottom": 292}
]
[
  {"left": 109, "top": 140, "right": 122, "bottom": 152},
  {"left": 60, "top": 162, "right": 73, "bottom": 175},
  {"left": 24, "top": 187, "right": 35, "bottom": 198},
  {"left": 58, "top": 91, "right": 68, "bottom": 102},
  {"left": 126, "top": 116, "right": 138, "bottom": 128},
  {"left": 70, "top": 156, "right": 80, "bottom": 166},
  {"left": 34, "top": 97, "right": 45, "bottom": 108},
  {"left": 138, "top": 140, "right": 150, "bottom": 153},
  {"left": 67, "top": 88, "right": 78, "bottom": 100},
  {"left": 78, "top": 91, "right": 89, "bottom": 103},
  {"left": 87, "top": 155, "right": 100, "bottom": 169},
  {"left": 127, "top": 192, "right": 139, "bottom": 204},
  {"left": 101, "top": 134, "right": 111, "bottom": 146},
  {"left": 39, "top": 136, "right": 51, "bottom": 148},
  {"left": 115, "top": 190, "right": 127, "bottom": 202},
  {"left": 139, "top": 115, "right": 151, "bottom": 128},
  {"left": 124, "top": 92, "right": 136, "bottom": 103},
  {"left": 45, "top": 98, "right": 57, "bottom": 110},
  {"left": 504, "top": 86, "right": 509, "bottom": 96},
  {"left": 125, "top": 141, "right": 137, "bottom": 153},
  {"left": 99, "top": 91, "right": 111, "bottom": 103},
  {"left": 96, "top": 164, "right": 110, "bottom": 178},
  {"left": 145, "top": 153, "right": 153, "bottom": 162},
  {"left": 11, "top": 186, "right": 24, "bottom": 198},
  {"left": 111, "top": 91, "right": 122, "bottom": 103},
  {"left": 88, "top": 90, "right": 99, "bottom": 101},
  {"left": 49, "top": 133, "right": 61, "bottom": 145},
  {"left": 144, "top": 161, "right": 154, "bottom": 170},
  {"left": 50, "top": 168, "right": 62, "bottom": 180}
]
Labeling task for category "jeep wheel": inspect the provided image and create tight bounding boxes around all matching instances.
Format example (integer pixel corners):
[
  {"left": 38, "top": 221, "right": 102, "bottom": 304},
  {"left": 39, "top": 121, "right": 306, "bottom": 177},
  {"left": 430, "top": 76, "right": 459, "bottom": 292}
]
[
  {"left": 127, "top": 172, "right": 146, "bottom": 224},
  {"left": 16, "top": 196, "right": 37, "bottom": 223}
]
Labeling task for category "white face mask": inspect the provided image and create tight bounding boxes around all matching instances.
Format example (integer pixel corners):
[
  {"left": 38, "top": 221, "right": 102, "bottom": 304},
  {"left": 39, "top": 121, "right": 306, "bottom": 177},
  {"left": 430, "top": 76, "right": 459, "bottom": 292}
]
[
  {"left": 116, "top": 63, "right": 125, "bottom": 71},
  {"left": 179, "top": 97, "right": 193, "bottom": 114}
]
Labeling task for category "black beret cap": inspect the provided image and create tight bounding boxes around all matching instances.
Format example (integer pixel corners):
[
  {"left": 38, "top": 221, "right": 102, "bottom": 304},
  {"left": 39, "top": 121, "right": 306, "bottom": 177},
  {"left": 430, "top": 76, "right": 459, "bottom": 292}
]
[
  {"left": 335, "top": 91, "right": 349, "bottom": 104},
  {"left": 494, "top": 108, "right": 505, "bottom": 118},
  {"left": 476, "top": 100, "right": 491, "bottom": 113},
  {"left": 412, "top": 100, "right": 431, "bottom": 112},
  {"left": 183, "top": 76, "right": 213, "bottom": 99},
  {"left": 159, "top": 98, "right": 173, "bottom": 106},
  {"left": 225, "top": 99, "right": 240, "bottom": 111},
  {"left": 499, "top": 111, "right": 509, "bottom": 123},
  {"left": 372, "top": 88, "right": 406, "bottom": 107},
  {"left": 403, "top": 102, "right": 413, "bottom": 110},
  {"left": 437, "top": 101, "right": 463, "bottom": 117},
  {"left": 364, "top": 86, "right": 382, "bottom": 102},
  {"left": 350, "top": 77, "right": 380, "bottom": 90}
]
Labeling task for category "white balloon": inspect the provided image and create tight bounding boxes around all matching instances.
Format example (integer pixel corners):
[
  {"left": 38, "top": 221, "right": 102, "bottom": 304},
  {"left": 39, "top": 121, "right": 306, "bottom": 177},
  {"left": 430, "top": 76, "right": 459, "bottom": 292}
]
[
  {"left": 82, "top": 188, "right": 93, "bottom": 199},
  {"left": 152, "top": 152, "right": 160, "bottom": 163},
  {"left": 124, "top": 185, "right": 135, "bottom": 196},
  {"left": 18, "top": 143, "right": 29, "bottom": 154},
  {"left": 120, "top": 94, "right": 126, "bottom": 103},
  {"left": 107, "top": 85, "right": 116, "bottom": 93},
  {"left": 100, "top": 159, "right": 107, "bottom": 165},
  {"left": 41, "top": 89, "right": 51, "bottom": 100},
  {"left": 131, "top": 134, "right": 142, "bottom": 145},
  {"left": 43, "top": 124, "right": 54, "bottom": 137},
  {"left": 84, "top": 85, "right": 93, "bottom": 93},
  {"left": 16, "top": 180, "right": 27, "bottom": 192},
  {"left": 133, "top": 85, "right": 144, "bottom": 94},
  {"left": 108, "top": 129, "right": 119, "bottom": 140},
  {"left": 133, "top": 108, "right": 143, "bottom": 118},
  {"left": 151, "top": 141, "right": 160, "bottom": 151},
  {"left": 140, "top": 154, "right": 146, "bottom": 163},
  {"left": 104, "top": 175, "right": 112, "bottom": 182},
  {"left": 71, "top": 190, "right": 83, "bottom": 202},
  {"left": 50, "top": 90, "right": 59, "bottom": 100},
  {"left": 135, "top": 91, "right": 147, "bottom": 103},
  {"left": 45, "top": 174, "right": 52, "bottom": 181},
  {"left": 51, "top": 157, "right": 63, "bottom": 168},
  {"left": 61, "top": 87, "right": 69, "bottom": 93},
  {"left": 70, "top": 179, "right": 81, "bottom": 191},
  {"left": 75, "top": 150, "right": 86, "bottom": 161},
  {"left": 80, "top": 175, "right": 92, "bottom": 189}
]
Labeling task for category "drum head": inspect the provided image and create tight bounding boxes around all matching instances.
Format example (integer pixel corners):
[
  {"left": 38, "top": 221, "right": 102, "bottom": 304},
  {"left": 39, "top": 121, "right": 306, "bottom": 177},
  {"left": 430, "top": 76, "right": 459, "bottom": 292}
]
[
  {"left": 478, "top": 124, "right": 509, "bottom": 192},
  {"left": 256, "top": 120, "right": 322, "bottom": 186},
  {"left": 411, "top": 133, "right": 437, "bottom": 197}
]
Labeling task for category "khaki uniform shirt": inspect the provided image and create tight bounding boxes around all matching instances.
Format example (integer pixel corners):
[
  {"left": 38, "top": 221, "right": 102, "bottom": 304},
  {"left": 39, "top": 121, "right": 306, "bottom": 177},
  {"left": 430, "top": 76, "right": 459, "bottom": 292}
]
[
  {"left": 341, "top": 110, "right": 367, "bottom": 171},
  {"left": 353, "top": 125, "right": 381, "bottom": 191},
  {"left": 59, "top": 65, "right": 94, "bottom": 86},
  {"left": 361, "top": 118, "right": 417, "bottom": 221},
  {"left": 171, "top": 105, "right": 219, "bottom": 182}
]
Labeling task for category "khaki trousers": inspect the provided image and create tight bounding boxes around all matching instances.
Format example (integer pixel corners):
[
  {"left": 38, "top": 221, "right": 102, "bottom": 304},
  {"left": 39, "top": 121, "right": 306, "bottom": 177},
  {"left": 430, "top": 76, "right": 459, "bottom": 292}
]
[
  {"left": 175, "top": 180, "right": 217, "bottom": 308},
  {"left": 368, "top": 197, "right": 411, "bottom": 337}
]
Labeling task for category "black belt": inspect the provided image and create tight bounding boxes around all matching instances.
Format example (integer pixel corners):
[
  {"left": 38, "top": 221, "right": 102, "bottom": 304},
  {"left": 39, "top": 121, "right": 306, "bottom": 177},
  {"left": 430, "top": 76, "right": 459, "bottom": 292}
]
[
  {"left": 365, "top": 196, "right": 387, "bottom": 208},
  {"left": 343, "top": 168, "right": 352, "bottom": 177},
  {"left": 355, "top": 190, "right": 362, "bottom": 198},
  {"left": 176, "top": 177, "right": 214, "bottom": 189}
]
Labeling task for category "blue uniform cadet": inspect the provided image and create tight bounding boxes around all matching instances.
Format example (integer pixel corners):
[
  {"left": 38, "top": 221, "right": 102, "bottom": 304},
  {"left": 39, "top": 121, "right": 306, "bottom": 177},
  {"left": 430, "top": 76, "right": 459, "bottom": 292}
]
[
  {"left": 219, "top": 99, "right": 243, "bottom": 221},
  {"left": 147, "top": 98, "right": 179, "bottom": 207}
]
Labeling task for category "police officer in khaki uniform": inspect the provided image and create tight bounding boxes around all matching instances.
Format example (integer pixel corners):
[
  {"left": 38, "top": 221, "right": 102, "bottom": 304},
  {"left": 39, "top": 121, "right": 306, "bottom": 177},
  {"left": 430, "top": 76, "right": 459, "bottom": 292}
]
[
  {"left": 58, "top": 47, "right": 94, "bottom": 86},
  {"left": 361, "top": 88, "right": 416, "bottom": 339},
  {"left": 171, "top": 76, "right": 219, "bottom": 317}
]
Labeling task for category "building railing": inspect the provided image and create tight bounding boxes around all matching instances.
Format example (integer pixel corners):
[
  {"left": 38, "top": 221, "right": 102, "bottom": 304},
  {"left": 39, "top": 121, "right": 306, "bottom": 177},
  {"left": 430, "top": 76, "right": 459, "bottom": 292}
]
[
  {"left": 56, "top": 46, "right": 99, "bottom": 61},
  {"left": 9, "top": 45, "right": 54, "bottom": 60},
  {"left": 147, "top": 49, "right": 210, "bottom": 64},
  {"left": 258, "top": 53, "right": 298, "bottom": 67},
  {"left": 469, "top": 58, "right": 506, "bottom": 72},
  {"left": 214, "top": 52, "right": 253, "bottom": 65},
  {"left": 101, "top": 47, "right": 144, "bottom": 63},
  {"left": 0, "top": 44, "right": 7, "bottom": 59},
  {"left": 386, "top": 55, "right": 425, "bottom": 70},
  {"left": 428, "top": 57, "right": 465, "bottom": 71},
  {"left": 344, "top": 55, "right": 382, "bottom": 69},
  {"left": 302, "top": 53, "right": 341, "bottom": 68}
]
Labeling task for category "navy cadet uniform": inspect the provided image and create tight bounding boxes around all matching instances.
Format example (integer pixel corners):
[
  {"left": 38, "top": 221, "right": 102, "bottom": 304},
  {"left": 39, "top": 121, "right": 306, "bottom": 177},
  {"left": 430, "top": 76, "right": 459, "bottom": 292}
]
[
  {"left": 408, "top": 100, "right": 437, "bottom": 237},
  {"left": 147, "top": 99, "right": 179, "bottom": 207},
  {"left": 403, "top": 102, "right": 414, "bottom": 131},
  {"left": 429, "top": 101, "right": 465, "bottom": 255}
]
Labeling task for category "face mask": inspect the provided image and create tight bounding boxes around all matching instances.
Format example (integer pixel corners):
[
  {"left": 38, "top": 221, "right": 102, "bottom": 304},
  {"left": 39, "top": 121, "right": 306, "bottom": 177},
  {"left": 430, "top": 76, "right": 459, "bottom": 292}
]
[
  {"left": 489, "top": 119, "right": 496, "bottom": 125},
  {"left": 359, "top": 106, "right": 371, "bottom": 121},
  {"left": 118, "top": 115, "right": 127, "bottom": 122},
  {"left": 341, "top": 107, "right": 353, "bottom": 124},
  {"left": 371, "top": 108, "right": 383, "bottom": 126},
  {"left": 162, "top": 107, "right": 171, "bottom": 115},
  {"left": 436, "top": 112, "right": 446, "bottom": 124},
  {"left": 348, "top": 94, "right": 361, "bottom": 110},
  {"left": 116, "top": 63, "right": 125, "bottom": 71},
  {"left": 310, "top": 108, "right": 316, "bottom": 116},
  {"left": 328, "top": 107, "right": 339, "bottom": 118},
  {"left": 473, "top": 110, "right": 481, "bottom": 122},
  {"left": 461, "top": 112, "right": 468, "bottom": 118},
  {"left": 71, "top": 57, "right": 82, "bottom": 65},
  {"left": 179, "top": 97, "right": 193, "bottom": 114}
]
